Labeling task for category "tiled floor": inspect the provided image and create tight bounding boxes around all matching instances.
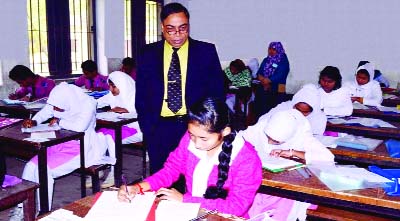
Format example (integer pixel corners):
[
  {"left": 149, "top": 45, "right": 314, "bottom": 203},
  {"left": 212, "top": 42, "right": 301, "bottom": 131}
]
[{"left": 0, "top": 148, "right": 146, "bottom": 220}]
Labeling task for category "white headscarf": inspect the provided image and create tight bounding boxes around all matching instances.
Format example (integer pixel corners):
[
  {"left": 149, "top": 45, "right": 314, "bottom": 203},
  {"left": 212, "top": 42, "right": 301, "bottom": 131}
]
[
  {"left": 263, "top": 109, "right": 299, "bottom": 143},
  {"left": 292, "top": 84, "right": 320, "bottom": 111},
  {"left": 107, "top": 71, "right": 136, "bottom": 114},
  {"left": 355, "top": 63, "right": 374, "bottom": 87},
  {"left": 247, "top": 58, "right": 260, "bottom": 78},
  {"left": 47, "top": 82, "right": 96, "bottom": 130}
]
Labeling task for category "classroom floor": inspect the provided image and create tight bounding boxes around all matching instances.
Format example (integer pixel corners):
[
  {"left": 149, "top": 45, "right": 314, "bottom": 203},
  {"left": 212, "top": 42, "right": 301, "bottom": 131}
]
[{"left": 0, "top": 147, "right": 147, "bottom": 220}]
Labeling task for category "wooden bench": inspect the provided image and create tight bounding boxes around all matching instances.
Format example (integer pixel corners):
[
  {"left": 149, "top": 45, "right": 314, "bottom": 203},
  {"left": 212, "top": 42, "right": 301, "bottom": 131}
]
[
  {"left": 82, "top": 164, "right": 110, "bottom": 194},
  {"left": 307, "top": 205, "right": 393, "bottom": 221},
  {"left": 0, "top": 179, "right": 39, "bottom": 221}
]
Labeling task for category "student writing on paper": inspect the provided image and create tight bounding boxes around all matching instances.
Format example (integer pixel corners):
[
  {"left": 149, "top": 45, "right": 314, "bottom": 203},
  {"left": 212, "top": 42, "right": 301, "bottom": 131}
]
[
  {"left": 317, "top": 66, "right": 353, "bottom": 116},
  {"left": 74, "top": 60, "right": 109, "bottom": 91},
  {"left": 239, "top": 109, "right": 334, "bottom": 221},
  {"left": 20, "top": 83, "right": 115, "bottom": 211},
  {"left": 8, "top": 65, "right": 55, "bottom": 101},
  {"left": 95, "top": 71, "right": 143, "bottom": 188},
  {"left": 344, "top": 61, "right": 383, "bottom": 107},
  {"left": 118, "top": 97, "right": 262, "bottom": 218},
  {"left": 258, "top": 83, "right": 327, "bottom": 135}
]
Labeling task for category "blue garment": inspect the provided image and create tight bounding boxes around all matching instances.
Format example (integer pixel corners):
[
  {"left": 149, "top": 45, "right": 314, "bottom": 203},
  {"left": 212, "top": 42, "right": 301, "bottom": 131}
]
[{"left": 257, "top": 54, "right": 290, "bottom": 92}]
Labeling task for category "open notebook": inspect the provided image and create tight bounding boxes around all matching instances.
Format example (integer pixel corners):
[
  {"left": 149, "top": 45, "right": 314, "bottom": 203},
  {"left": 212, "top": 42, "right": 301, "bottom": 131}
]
[{"left": 261, "top": 155, "right": 303, "bottom": 173}]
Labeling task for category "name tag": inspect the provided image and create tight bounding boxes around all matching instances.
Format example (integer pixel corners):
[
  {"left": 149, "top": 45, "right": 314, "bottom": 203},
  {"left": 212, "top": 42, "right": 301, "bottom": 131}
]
[{"left": 272, "top": 63, "right": 278, "bottom": 68}]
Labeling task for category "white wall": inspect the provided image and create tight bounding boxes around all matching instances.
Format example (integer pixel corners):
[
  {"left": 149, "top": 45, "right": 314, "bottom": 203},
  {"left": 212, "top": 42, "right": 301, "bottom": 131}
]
[
  {"left": 188, "top": 0, "right": 400, "bottom": 92},
  {"left": 0, "top": 0, "right": 29, "bottom": 97}
]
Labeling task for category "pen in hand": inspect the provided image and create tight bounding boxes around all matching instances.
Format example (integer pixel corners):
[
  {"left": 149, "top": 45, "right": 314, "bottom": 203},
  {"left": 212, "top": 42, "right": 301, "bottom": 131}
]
[{"left": 121, "top": 174, "right": 131, "bottom": 203}]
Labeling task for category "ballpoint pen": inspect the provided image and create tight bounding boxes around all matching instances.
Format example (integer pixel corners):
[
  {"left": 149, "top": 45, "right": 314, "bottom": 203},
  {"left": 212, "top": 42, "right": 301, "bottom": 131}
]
[{"left": 121, "top": 174, "right": 131, "bottom": 203}]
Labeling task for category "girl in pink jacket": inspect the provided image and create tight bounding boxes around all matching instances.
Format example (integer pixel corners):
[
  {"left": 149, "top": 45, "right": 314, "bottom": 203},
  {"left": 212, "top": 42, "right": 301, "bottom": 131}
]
[{"left": 118, "top": 97, "right": 262, "bottom": 218}]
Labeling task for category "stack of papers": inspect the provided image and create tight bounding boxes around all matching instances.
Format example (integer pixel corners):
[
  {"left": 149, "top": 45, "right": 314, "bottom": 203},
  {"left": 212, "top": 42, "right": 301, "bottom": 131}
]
[
  {"left": 352, "top": 103, "right": 369, "bottom": 110},
  {"left": 2, "top": 99, "right": 26, "bottom": 105},
  {"left": 328, "top": 117, "right": 396, "bottom": 128},
  {"left": 85, "top": 191, "right": 156, "bottom": 221},
  {"left": 376, "top": 106, "right": 400, "bottom": 114},
  {"left": 156, "top": 200, "right": 200, "bottom": 221},
  {"left": 261, "top": 155, "right": 302, "bottom": 173},
  {"left": 335, "top": 135, "right": 383, "bottom": 151},
  {"left": 96, "top": 112, "right": 137, "bottom": 121},
  {"left": 21, "top": 123, "right": 61, "bottom": 133}
]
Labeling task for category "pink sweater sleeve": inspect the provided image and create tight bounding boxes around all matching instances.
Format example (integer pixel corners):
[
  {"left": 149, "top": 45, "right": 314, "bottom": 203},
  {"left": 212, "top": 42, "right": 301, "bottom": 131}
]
[
  {"left": 145, "top": 132, "right": 190, "bottom": 190},
  {"left": 74, "top": 75, "right": 86, "bottom": 87},
  {"left": 182, "top": 143, "right": 262, "bottom": 218}
]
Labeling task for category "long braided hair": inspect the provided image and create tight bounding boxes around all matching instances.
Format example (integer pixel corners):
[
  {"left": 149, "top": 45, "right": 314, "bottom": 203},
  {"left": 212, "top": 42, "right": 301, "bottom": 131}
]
[{"left": 188, "top": 97, "right": 236, "bottom": 199}]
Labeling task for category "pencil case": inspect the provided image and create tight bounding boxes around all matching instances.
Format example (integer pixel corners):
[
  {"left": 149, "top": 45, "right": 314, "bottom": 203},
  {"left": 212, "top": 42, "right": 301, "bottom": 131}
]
[{"left": 368, "top": 165, "right": 400, "bottom": 196}]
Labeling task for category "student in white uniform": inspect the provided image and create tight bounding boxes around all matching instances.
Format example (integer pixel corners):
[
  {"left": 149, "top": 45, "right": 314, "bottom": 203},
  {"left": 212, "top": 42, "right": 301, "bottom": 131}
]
[
  {"left": 259, "top": 83, "right": 326, "bottom": 135},
  {"left": 21, "top": 83, "right": 115, "bottom": 210},
  {"left": 344, "top": 62, "right": 383, "bottom": 107},
  {"left": 96, "top": 71, "right": 143, "bottom": 188},
  {"left": 239, "top": 109, "right": 334, "bottom": 221},
  {"left": 317, "top": 66, "right": 353, "bottom": 116}
]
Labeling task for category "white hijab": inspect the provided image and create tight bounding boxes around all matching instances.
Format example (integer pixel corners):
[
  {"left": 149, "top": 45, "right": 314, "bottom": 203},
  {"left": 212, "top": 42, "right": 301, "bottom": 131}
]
[
  {"left": 355, "top": 63, "right": 375, "bottom": 88},
  {"left": 47, "top": 82, "right": 97, "bottom": 132},
  {"left": 263, "top": 109, "right": 299, "bottom": 143},
  {"left": 107, "top": 71, "right": 136, "bottom": 114}
]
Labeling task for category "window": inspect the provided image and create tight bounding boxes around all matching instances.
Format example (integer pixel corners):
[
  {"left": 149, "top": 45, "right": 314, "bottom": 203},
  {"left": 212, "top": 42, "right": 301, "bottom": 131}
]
[
  {"left": 124, "top": 0, "right": 162, "bottom": 57},
  {"left": 27, "top": 0, "right": 94, "bottom": 77}
]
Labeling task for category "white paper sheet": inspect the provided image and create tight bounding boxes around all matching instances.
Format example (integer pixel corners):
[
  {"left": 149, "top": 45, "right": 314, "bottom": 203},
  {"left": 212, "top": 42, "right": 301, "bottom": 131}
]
[
  {"left": 96, "top": 112, "right": 137, "bottom": 121},
  {"left": 38, "top": 209, "right": 84, "bottom": 221},
  {"left": 352, "top": 103, "right": 369, "bottom": 110},
  {"left": 21, "top": 123, "right": 61, "bottom": 133},
  {"left": 156, "top": 200, "right": 200, "bottom": 221},
  {"left": 328, "top": 117, "right": 396, "bottom": 128},
  {"left": 376, "top": 106, "right": 400, "bottom": 113},
  {"left": 261, "top": 155, "right": 302, "bottom": 172},
  {"left": 314, "top": 135, "right": 339, "bottom": 148},
  {"left": 31, "top": 131, "right": 56, "bottom": 139},
  {"left": 84, "top": 191, "right": 156, "bottom": 221}
]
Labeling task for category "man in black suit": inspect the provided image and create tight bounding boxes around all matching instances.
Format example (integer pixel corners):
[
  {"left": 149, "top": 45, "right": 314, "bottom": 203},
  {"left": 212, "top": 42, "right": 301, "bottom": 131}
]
[{"left": 136, "top": 2, "right": 225, "bottom": 174}]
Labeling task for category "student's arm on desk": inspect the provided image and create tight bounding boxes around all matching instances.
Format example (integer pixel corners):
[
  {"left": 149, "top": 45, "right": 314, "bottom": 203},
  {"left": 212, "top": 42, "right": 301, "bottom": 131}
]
[
  {"left": 303, "top": 135, "right": 334, "bottom": 164},
  {"left": 31, "top": 104, "right": 54, "bottom": 124},
  {"left": 183, "top": 147, "right": 262, "bottom": 217}
]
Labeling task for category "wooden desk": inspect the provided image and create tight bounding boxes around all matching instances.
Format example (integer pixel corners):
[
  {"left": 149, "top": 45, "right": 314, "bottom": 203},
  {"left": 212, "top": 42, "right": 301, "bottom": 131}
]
[
  {"left": 352, "top": 107, "right": 400, "bottom": 122},
  {"left": 1, "top": 180, "right": 39, "bottom": 221},
  {"left": 0, "top": 101, "right": 40, "bottom": 118},
  {"left": 41, "top": 194, "right": 245, "bottom": 220},
  {"left": 96, "top": 117, "right": 137, "bottom": 187},
  {"left": 382, "top": 91, "right": 400, "bottom": 107},
  {"left": 261, "top": 170, "right": 400, "bottom": 219},
  {"left": 331, "top": 142, "right": 400, "bottom": 168},
  {"left": 326, "top": 121, "right": 400, "bottom": 140},
  {"left": 0, "top": 122, "right": 85, "bottom": 214}
]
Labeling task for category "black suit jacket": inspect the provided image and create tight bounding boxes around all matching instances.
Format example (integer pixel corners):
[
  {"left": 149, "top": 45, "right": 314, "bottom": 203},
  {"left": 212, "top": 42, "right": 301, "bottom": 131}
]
[{"left": 136, "top": 38, "right": 225, "bottom": 136}]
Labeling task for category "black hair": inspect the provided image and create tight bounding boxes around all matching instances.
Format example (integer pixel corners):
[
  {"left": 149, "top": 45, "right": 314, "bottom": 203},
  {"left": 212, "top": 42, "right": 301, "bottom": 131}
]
[
  {"left": 229, "top": 59, "right": 246, "bottom": 72},
  {"left": 9, "top": 65, "right": 35, "bottom": 81},
  {"left": 357, "top": 60, "right": 369, "bottom": 68},
  {"left": 319, "top": 66, "right": 342, "bottom": 91},
  {"left": 357, "top": 69, "right": 370, "bottom": 80},
  {"left": 188, "top": 97, "right": 235, "bottom": 200},
  {"left": 160, "top": 2, "right": 190, "bottom": 22},
  {"left": 108, "top": 79, "right": 115, "bottom": 87},
  {"left": 81, "top": 60, "right": 98, "bottom": 72},
  {"left": 122, "top": 57, "right": 136, "bottom": 67}
]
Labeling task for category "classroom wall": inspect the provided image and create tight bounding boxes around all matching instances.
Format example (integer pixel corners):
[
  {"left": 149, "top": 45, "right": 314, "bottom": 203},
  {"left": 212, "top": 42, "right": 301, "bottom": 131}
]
[
  {"left": 186, "top": 0, "right": 400, "bottom": 93},
  {"left": 0, "top": 0, "right": 29, "bottom": 98}
]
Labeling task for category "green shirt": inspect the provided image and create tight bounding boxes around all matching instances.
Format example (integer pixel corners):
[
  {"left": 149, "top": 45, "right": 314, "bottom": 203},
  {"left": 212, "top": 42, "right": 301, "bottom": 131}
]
[{"left": 224, "top": 67, "right": 252, "bottom": 88}]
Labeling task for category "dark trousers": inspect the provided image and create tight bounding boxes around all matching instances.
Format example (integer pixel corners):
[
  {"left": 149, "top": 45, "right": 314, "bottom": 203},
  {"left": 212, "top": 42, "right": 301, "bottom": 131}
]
[
  {"left": 146, "top": 116, "right": 188, "bottom": 175},
  {"left": 254, "top": 85, "right": 287, "bottom": 120}
]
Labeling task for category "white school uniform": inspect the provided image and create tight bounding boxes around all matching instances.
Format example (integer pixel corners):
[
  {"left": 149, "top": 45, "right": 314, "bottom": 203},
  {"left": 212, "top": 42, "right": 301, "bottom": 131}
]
[
  {"left": 97, "top": 71, "right": 143, "bottom": 144},
  {"left": 344, "top": 63, "right": 383, "bottom": 107},
  {"left": 239, "top": 109, "right": 334, "bottom": 164},
  {"left": 318, "top": 86, "right": 353, "bottom": 117},
  {"left": 22, "top": 83, "right": 115, "bottom": 210},
  {"left": 259, "top": 84, "right": 327, "bottom": 135},
  {"left": 244, "top": 109, "right": 334, "bottom": 221}
]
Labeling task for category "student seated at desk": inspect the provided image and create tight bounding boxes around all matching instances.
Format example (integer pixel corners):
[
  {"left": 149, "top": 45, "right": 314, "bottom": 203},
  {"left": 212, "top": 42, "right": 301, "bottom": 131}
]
[
  {"left": 8, "top": 65, "right": 55, "bottom": 101},
  {"left": 317, "top": 66, "right": 353, "bottom": 117},
  {"left": 74, "top": 60, "right": 109, "bottom": 91},
  {"left": 120, "top": 57, "right": 137, "bottom": 80},
  {"left": 224, "top": 59, "right": 252, "bottom": 113},
  {"left": 259, "top": 84, "right": 326, "bottom": 135},
  {"left": 96, "top": 71, "right": 143, "bottom": 188},
  {"left": 21, "top": 83, "right": 115, "bottom": 210},
  {"left": 239, "top": 109, "right": 334, "bottom": 221},
  {"left": 345, "top": 62, "right": 383, "bottom": 107},
  {"left": 118, "top": 97, "right": 262, "bottom": 218}
]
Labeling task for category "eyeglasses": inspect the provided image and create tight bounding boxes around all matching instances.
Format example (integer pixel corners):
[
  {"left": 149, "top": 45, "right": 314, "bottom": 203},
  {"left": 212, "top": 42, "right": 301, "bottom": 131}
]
[{"left": 165, "top": 24, "right": 189, "bottom": 35}]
